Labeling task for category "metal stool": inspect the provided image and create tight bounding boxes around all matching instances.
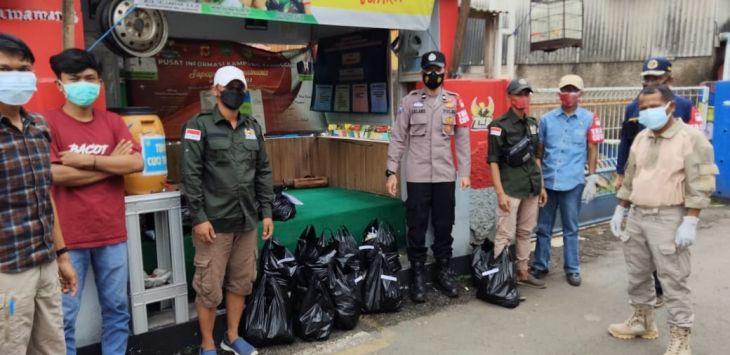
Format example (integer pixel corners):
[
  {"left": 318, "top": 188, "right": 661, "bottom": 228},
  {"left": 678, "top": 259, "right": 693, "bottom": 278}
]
[{"left": 125, "top": 191, "right": 189, "bottom": 334}]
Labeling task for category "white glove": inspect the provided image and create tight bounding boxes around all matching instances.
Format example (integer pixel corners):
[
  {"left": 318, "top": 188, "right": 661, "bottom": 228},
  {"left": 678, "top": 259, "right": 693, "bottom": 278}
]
[
  {"left": 610, "top": 205, "right": 627, "bottom": 239},
  {"left": 675, "top": 216, "right": 699, "bottom": 249},
  {"left": 582, "top": 174, "right": 599, "bottom": 204}
]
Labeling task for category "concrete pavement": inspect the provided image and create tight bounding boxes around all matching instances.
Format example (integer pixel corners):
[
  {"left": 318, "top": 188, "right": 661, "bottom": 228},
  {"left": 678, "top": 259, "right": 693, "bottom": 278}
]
[{"left": 281, "top": 204, "right": 730, "bottom": 355}]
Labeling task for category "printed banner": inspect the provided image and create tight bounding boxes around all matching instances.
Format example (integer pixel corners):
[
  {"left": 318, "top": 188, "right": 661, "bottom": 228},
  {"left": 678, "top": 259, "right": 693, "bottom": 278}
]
[
  {"left": 133, "top": 0, "right": 435, "bottom": 31},
  {"left": 125, "top": 39, "right": 326, "bottom": 138}
]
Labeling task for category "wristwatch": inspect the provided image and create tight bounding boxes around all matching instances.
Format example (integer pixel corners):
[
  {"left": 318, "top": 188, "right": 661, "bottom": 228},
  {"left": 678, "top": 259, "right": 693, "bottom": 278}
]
[
  {"left": 56, "top": 247, "right": 69, "bottom": 257},
  {"left": 385, "top": 169, "right": 396, "bottom": 177}
]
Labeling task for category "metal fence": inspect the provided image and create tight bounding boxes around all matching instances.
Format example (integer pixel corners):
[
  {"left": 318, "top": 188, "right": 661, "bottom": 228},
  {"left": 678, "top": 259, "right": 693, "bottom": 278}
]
[
  {"left": 526, "top": 86, "right": 709, "bottom": 227},
  {"left": 529, "top": 86, "right": 710, "bottom": 175}
]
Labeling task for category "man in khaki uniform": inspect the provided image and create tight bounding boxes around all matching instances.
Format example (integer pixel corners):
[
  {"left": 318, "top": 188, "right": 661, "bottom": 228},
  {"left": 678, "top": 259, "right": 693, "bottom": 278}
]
[
  {"left": 608, "top": 85, "right": 718, "bottom": 355},
  {"left": 386, "top": 51, "right": 471, "bottom": 303}
]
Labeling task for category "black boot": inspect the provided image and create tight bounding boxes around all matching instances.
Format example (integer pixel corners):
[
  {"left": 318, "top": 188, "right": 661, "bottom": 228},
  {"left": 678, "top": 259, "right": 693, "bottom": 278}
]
[
  {"left": 409, "top": 261, "right": 426, "bottom": 303},
  {"left": 435, "top": 258, "right": 459, "bottom": 298}
]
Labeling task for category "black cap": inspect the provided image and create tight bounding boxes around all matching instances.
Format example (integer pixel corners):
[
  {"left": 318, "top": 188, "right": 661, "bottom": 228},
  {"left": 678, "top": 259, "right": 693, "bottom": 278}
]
[
  {"left": 421, "top": 51, "right": 446, "bottom": 69},
  {"left": 507, "top": 78, "right": 533, "bottom": 95},
  {"left": 641, "top": 56, "right": 672, "bottom": 76}
]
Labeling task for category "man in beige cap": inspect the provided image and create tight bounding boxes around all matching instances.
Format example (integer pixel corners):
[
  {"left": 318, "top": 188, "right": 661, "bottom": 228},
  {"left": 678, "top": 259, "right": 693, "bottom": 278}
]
[
  {"left": 531, "top": 74, "right": 604, "bottom": 287},
  {"left": 182, "top": 65, "right": 273, "bottom": 355}
]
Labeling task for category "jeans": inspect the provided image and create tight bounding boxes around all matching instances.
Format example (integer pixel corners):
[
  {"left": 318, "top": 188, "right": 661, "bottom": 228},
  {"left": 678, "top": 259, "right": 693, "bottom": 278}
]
[
  {"left": 533, "top": 184, "right": 584, "bottom": 274},
  {"left": 63, "top": 242, "right": 130, "bottom": 355}
]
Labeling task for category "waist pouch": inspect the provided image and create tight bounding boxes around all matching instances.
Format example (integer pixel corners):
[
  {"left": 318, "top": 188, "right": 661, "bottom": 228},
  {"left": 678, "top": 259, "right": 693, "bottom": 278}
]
[{"left": 502, "top": 135, "right": 533, "bottom": 168}]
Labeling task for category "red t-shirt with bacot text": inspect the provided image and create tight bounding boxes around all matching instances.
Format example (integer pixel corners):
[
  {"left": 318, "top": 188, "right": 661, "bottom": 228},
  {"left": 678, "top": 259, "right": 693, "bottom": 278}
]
[{"left": 44, "top": 108, "right": 140, "bottom": 249}]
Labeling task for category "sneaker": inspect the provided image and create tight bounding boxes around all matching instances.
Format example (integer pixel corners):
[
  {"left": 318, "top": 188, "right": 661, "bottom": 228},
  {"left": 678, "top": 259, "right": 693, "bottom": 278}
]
[
  {"left": 566, "top": 273, "right": 582, "bottom": 287},
  {"left": 221, "top": 335, "right": 257, "bottom": 355},
  {"left": 517, "top": 273, "right": 547, "bottom": 289},
  {"left": 529, "top": 267, "right": 548, "bottom": 279}
]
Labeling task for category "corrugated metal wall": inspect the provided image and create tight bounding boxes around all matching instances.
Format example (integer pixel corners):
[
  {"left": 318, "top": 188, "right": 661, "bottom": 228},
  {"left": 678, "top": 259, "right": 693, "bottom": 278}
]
[
  {"left": 462, "top": 17, "right": 487, "bottom": 65},
  {"left": 463, "top": 0, "right": 718, "bottom": 65},
  {"left": 515, "top": 0, "right": 716, "bottom": 64}
]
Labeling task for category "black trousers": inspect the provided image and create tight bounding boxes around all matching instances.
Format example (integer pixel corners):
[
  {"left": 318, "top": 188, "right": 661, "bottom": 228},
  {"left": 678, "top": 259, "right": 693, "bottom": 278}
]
[{"left": 405, "top": 182, "right": 456, "bottom": 263}]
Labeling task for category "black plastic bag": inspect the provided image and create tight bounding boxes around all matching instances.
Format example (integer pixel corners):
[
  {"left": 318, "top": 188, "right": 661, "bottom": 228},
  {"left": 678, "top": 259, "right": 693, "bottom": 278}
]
[
  {"left": 472, "top": 246, "right": 520, "bottom": 309},
  {"left": 242, "top": 272, "right": 294, "bottom": 346},
  {"left": 272, "top": 186, "right": 296, "bottom": 221},
  {"left": 362, "top": 219, "right": 397, "bottom": 253},
  {"left": 361, "top": 220, "right": 401, "bottom": 272},
  {"left": 328, "top": 262, "right": 361, "bottom": 330},
  {"left": 295, "top": 277, "right": 335, "bottom": 341},
  {"left": 293, "top": 245, "right": 337, "bottom": 311},
  {"left": 362, "top": 252, "right": 403, "bottom": 313},
  {"left": 332, "top": 226, "right": 358, "bottom": 267},
  {"left": 295, "top": 225, "right": 319, "bottom": 263},
  {"left": 262, "top": 239, "right": 298, "bottom": 291}
]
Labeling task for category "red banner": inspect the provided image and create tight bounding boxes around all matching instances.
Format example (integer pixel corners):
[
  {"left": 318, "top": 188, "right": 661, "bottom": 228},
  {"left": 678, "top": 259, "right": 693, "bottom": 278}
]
[
  {"left": 0, "top": 0, "right": 88, "bottom": 112},
  {"left": 443, "top": 79, "right": 508, "bottom": 189}
]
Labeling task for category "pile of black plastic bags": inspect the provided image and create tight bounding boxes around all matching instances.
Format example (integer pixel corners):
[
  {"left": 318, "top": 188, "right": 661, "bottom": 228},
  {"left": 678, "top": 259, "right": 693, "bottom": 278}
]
[{"left": 242, "top": 219, "right": 403, "bottom": 346}]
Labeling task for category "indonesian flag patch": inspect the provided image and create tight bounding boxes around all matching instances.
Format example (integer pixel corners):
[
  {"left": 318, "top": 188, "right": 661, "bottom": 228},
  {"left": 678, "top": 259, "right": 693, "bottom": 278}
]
[
  {"left": 490, "top": 127, "right": 502, "bottom": 136},
  {"left": 184, "top": 128, "right": 202, "bottom": 141}
]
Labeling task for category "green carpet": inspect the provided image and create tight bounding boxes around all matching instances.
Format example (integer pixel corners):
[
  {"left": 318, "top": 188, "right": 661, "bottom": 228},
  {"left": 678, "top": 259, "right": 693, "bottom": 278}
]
[{"left": 141, "top": 187, "right": 406, "bottom": 298}]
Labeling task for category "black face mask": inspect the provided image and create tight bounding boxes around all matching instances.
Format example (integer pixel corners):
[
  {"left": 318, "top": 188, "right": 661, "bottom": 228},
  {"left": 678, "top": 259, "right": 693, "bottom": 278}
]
[
  {"left": 422, "top": 71, "right": 444, "bottom": 90},
  {"left": 220, "top": 89, "right": 245, "bottom": 110}
]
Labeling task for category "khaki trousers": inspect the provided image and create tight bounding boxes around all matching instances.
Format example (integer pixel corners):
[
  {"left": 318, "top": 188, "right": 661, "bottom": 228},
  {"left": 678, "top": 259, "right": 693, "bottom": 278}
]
[
  {"left": 494, "top": 195, "right": 539, "bottom": 272},
  {"left": 0, "top": 260, "right": 65, "bottom": 355},
  {"left": 623, "top": 206, "right": 693, "bottom": 327}
]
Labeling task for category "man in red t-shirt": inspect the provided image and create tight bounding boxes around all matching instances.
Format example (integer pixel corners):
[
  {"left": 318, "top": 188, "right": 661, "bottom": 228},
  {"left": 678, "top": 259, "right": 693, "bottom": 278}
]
[{"left": 45, "top": 49, "right": 143, "bottom": 355}]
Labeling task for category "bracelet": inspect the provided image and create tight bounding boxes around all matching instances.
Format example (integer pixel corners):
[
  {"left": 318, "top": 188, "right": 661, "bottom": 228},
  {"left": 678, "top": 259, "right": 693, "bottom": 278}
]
[{"left": 56, "top": 247, "right": 68, "bottom": 257}]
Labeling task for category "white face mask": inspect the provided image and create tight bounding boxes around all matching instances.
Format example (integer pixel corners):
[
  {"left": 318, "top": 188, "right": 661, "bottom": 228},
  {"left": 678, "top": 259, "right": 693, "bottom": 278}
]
[{"left": 0, "top": 71, "right": 37, "bottom": 105}]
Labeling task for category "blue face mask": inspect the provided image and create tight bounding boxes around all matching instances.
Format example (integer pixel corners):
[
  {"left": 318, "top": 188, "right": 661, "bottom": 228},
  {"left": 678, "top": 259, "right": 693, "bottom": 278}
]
[
  {"left": 63, "top": 81, "right": 101, "bottom": 107},
  {"left": 0, "top": 71, "right": 37, "bottom": 105},
  {"left": 638, "top": 103, "right": 670, "bottom": 131}
]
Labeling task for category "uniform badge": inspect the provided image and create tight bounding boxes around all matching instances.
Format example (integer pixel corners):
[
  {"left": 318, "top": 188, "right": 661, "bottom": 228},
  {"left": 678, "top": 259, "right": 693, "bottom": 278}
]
[
  {"left": 184, "top": 128, "right": 201, "bottom": 141},
  {"left": 413, "top": 102, "right": 424, "bottom": 108},
  {"left": 647, "top": 59, "right": 658, "bottom": 69},
  {"left": 443, "top": 125, "right": 454, "bottom": 135},
  {"left": 244, "top": 128, "right": 256, "bottom": 140},
  {"left": 428, "top": 53, "right": 436, "bottom": 61},
  {"left": 530, "top": 125, "right": 537, "bottom": 135},
  {"left": 490, "top": 127, "right": 502, "bottom": 136}
]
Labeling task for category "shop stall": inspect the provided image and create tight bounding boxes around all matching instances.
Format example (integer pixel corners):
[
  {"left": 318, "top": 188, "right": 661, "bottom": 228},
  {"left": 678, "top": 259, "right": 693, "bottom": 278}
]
[{"left": 5, "top": 0, "right": 489, "bottom": 352}]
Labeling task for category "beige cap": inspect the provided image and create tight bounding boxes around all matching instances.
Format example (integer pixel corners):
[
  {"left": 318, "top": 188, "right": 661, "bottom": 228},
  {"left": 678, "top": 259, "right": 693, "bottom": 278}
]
[
  {"left": 558, "top": 74, "right": 584, "bottom": 90},
  {"left": 213, "top": 65, "right": 247, "bottom": 87}
]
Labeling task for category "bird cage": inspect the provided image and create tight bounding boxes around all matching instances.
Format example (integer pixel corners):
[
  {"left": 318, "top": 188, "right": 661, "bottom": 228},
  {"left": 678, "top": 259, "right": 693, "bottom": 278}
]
[{"left": 529, "top": 0, "right": 583, "bottom": 52}]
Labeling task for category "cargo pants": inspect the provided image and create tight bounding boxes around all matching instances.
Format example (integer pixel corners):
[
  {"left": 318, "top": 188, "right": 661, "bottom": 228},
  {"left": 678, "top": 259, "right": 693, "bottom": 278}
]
[{"left": 623, "top": 206, "right": 693, "bottom": 327}]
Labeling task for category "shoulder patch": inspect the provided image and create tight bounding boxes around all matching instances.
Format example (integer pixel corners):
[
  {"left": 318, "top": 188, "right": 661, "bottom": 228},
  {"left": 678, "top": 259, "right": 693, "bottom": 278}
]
[
  {"left": 184, "top": 128, "right": 202, "bottom": 141},
  {"left": 490, "top": 127, "right": 503, "bottom": 136}
]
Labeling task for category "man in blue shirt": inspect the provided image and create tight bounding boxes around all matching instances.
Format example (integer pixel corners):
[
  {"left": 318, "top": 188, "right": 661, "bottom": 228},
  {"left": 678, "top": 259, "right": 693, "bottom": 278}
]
[
  {"left": 531, "top": 75, "right": 604, "bottom": 287},
  {"left": 615, "top": 56, "right": 702, "bottom": 307}
]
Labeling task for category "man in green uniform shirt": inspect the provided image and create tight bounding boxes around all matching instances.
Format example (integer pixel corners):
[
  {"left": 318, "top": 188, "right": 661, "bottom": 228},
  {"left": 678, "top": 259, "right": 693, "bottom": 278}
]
[
  {"left": 182, "top": 65, "right": 274, "bottom": 355},
  {"left": 487, "top": 78, "right": 547, "bottom": 288}
]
